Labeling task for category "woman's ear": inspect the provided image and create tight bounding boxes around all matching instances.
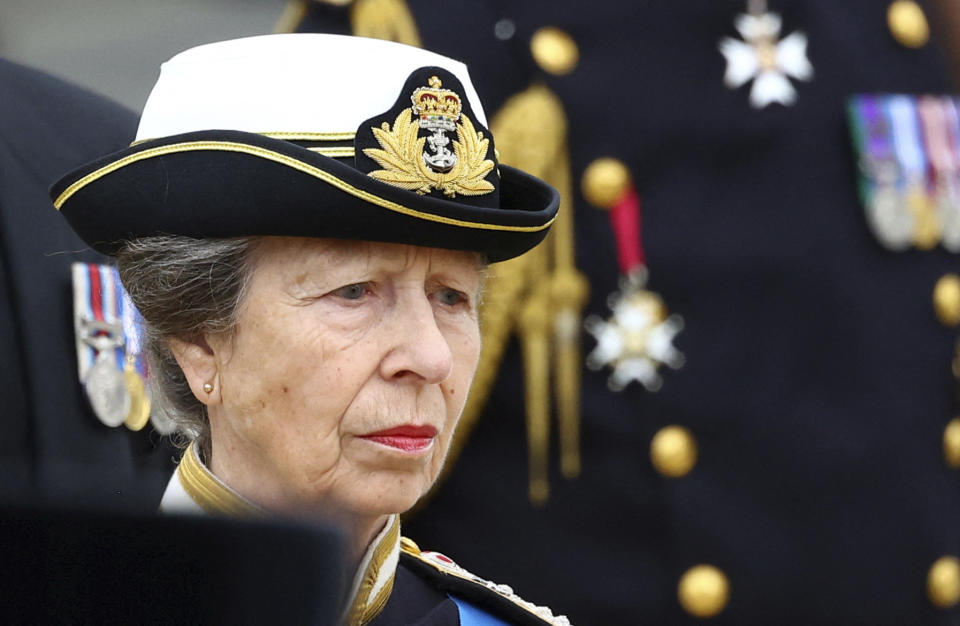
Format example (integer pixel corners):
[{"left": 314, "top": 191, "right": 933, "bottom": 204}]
[{"left": 169, "top": 336, "right": 221, "bottom": 406}]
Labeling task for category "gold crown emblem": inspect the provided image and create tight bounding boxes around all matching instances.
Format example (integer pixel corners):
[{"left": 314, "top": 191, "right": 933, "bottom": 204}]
[
  {"left": 411, "top": 76, "right": 462, "bottom": 124},
  {"left": 363, "top": 72, "right": 494, "bottom": 197}
]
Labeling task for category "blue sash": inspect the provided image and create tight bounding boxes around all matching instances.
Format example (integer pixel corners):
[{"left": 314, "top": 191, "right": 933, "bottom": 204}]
[{"left": 450, "top": 594, "right": 510, "bottom": 626}]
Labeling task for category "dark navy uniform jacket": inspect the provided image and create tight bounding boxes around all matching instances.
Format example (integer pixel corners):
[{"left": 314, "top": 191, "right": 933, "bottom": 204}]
[
  {"left": 296, "top": 1, "right": 960, "bottom": 624},
  {"left": 0, "top": 59, "right": 174, "bottom": 508}
]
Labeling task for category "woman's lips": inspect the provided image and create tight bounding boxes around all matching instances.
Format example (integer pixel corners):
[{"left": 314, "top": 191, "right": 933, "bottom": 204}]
[{"left": 359, "top": 425, "right": 438, "bottom": 452}]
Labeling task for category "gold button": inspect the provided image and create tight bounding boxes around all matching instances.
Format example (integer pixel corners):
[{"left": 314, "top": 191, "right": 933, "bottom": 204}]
[
  {"left": 530, "top": 26, "right": 579, "bottom": 75},
  {"left": 678, "top": 565, "right": 730, "bottom": 618},
  {"left": 934, "top": 274, "right": 960, "bottom": 327},
  {"left": 581, "top": 157, "right": 631, "bottom": 209},
  {"left": 888, "top": 0, "right": 930, "bottom": 48},
  {"left": 650, "top": 426, "right": 698, "bottom": 478},
  {"left": 945, "top": 419, "right": 960, "bottom": 468},
  {"left": 928, "top": 556, "right": 960, "bottom": 608}
]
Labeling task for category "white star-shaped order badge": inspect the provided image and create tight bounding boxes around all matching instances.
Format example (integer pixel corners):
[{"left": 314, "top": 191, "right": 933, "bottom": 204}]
[
  {"left": 585, "top": 276, "right": 685, "bottom": 392},
  {"left": 719, "top": 12, "right": 813, "bottom": 108}
]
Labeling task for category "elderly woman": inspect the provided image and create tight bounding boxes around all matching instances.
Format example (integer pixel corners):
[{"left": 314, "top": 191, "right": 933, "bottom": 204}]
[{"left": 51, "top": 34, "right": 568, "bottom": 626}]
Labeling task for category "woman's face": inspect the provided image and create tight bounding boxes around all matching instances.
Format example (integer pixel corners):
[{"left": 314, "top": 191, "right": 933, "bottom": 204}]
[{"left": 205, "top": 238, "right": 483, "bottom": 520}]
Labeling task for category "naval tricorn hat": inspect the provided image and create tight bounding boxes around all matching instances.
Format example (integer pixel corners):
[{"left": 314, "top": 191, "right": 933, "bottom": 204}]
[{"left": 50, "top": 34, "right": 558, "bottom": 262}]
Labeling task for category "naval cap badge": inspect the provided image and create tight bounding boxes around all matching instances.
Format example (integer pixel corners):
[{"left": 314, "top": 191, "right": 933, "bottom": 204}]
[{"left": 359, "top": 68, "right": 498, "bottom": 201}]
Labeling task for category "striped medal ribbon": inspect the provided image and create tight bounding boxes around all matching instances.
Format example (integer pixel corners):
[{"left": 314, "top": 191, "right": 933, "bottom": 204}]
[{"left": 73, "top": 263, "right": 157, "bottom": 431}]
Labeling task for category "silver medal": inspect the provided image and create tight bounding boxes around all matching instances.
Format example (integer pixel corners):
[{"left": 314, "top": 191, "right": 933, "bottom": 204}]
[
  {"left": 85, "top": 352, "right": 131, "bottom": 427},
  {"left": 937, "top": 183, "right": 960, "bottom": 252},
  {"left": 867, "top": 185, "right": 913, "bottom": 251},
  {"left": 79, "top": 319, "right": 130, "bottom": 427}
]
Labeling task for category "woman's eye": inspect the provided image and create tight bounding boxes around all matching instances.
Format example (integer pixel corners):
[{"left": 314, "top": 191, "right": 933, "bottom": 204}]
[
  {"left": 333, "top": 283, "right": 369, "bottom": 300},
  {"left": 437, "top": 288, "right": 468, "bottom": 307}
]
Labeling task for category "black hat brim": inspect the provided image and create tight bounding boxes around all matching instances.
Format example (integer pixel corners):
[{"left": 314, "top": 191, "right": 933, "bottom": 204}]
[{"left": 50, "top": 130, "right": 558, "bottom": 263}]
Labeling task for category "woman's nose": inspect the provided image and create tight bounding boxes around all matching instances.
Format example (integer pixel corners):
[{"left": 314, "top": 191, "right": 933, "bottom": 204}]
[{"left": 379, "top": 295, "right": 454, "bottom": 384}]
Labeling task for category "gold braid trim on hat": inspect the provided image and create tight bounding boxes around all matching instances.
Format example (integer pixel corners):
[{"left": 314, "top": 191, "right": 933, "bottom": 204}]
[{"left": 53, "top": 140, "right": 553, "bottom": 233}]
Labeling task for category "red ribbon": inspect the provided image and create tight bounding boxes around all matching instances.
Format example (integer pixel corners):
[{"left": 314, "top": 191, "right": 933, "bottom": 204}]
[
  {"left": 88, "top": 264, "right": 104, "bottom": 324},
  {"left": 608, "top": 186, "right": 644, "bottom": 274}
]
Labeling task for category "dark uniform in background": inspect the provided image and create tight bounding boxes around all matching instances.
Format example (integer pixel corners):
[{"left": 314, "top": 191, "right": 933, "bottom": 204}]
[
  {"left": 0, "top": 39, "right": 561, "bottom": 626},
  {"left": 0, "top": 59, "right": 174, "bottom": 508},
  {"left": 291, "top": 1, "right": 960, "bottom": 624},
  {"left": 0, "top": 59, "right": 347, "bottom": 626}
]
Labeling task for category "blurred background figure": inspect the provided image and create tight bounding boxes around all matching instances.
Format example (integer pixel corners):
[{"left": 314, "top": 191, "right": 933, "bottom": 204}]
[
  {"left": 0, "top": 0, "right": 293, "bottom": 509},
  {"left": 287, "top": 1, "right": 960, "bottom": 624},
  {"left": 0, "top": 0, "right": 292, "bottom": 510},
  {"left": 0, "top": 58, "right": 174, "bottom": 508},
  {"left": 0, "top": 10, "right": 345, "bottom": 625}
]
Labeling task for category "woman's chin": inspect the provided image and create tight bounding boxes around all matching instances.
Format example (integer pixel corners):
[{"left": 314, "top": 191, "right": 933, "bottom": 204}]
[{"left": 341, "top": 473, "right": 431, "bottom": 518}]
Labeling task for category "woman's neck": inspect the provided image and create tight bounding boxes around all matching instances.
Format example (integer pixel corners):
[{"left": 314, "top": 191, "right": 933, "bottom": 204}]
[{"left": 205, "top": 441, "right": 389, "bottom": 565}]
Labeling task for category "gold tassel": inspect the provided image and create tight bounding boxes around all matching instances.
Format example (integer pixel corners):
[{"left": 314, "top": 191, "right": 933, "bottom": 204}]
[
  {"left": 481, "top": 84, "right": 587, "bottom": 501},
  {"left": 547, "top": 147, "right": 588, "bottom": 479},
  {"left": 520, "top": 285, "right": 553, "bottom": 503}
]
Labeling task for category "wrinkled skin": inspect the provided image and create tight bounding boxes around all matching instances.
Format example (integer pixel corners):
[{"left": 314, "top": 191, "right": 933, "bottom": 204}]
[{"left": 173, "top": 238, "right": 483, "bottom": 557}]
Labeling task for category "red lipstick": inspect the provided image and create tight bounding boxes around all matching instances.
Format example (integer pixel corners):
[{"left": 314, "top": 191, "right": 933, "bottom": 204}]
[{"left": 360, "top": 425, "right": 438, "bottom": 452}]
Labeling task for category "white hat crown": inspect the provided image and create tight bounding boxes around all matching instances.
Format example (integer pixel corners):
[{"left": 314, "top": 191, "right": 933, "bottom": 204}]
[{"left": 135, "top": 33, "right": 487, "bottom": 142}]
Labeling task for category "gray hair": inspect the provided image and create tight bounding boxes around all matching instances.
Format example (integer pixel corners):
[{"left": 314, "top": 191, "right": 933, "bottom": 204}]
[{"left": 116, "top": 235, "right": 258, "bottom": 456}]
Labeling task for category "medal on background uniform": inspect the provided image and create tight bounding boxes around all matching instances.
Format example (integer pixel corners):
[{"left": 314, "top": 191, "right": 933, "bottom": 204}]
[
  {"left": 73, "top": 263, "right": 157, "bottom": 431},
  {"left": 917, "top": 96, "right": 960, "bottom": 251},
  {"left": 118, "top": 287, "right": 151, "bottom": 431},
  {"left": 718, "top": 0, "right": 813, "bottom": 108},
  {"left": 581, "top": 163, "right": 684, "bottom": 392},
  {"left": 849, "top": 94, "right": 960, "bottom": 252},
  {"left": 81, "top": 325, "right": 129, "bottom": 427}
]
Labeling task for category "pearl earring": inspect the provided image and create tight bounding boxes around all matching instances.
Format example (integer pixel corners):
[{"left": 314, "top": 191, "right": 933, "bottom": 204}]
[{"left": 203, "top": 383, "right": 214, "bottom": 394}]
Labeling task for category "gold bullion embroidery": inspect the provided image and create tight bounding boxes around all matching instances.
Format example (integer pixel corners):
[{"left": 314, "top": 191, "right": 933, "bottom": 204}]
[{"left": 364, "top": 108, "right": 495, "bottom": 198}]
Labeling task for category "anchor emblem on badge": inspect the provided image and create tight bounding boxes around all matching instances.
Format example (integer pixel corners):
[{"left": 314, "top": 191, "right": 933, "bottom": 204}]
[
  {"left": 412, "top": 76, "right": 461, "bottom": 172},
  {"left": 365, "top": 73, "right": 495, "bottom": 198}
]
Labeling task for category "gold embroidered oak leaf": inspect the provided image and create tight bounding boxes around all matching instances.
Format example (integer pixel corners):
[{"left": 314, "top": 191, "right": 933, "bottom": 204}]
[
  {"left": 365, "top": 108, "right": 433, "bottom": 194},
  {"left": 443, "top": 114, "right": 495, "bottom": 197},
  {"left": 364, "top": 107, "right": 495, "bottom": 197}
]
